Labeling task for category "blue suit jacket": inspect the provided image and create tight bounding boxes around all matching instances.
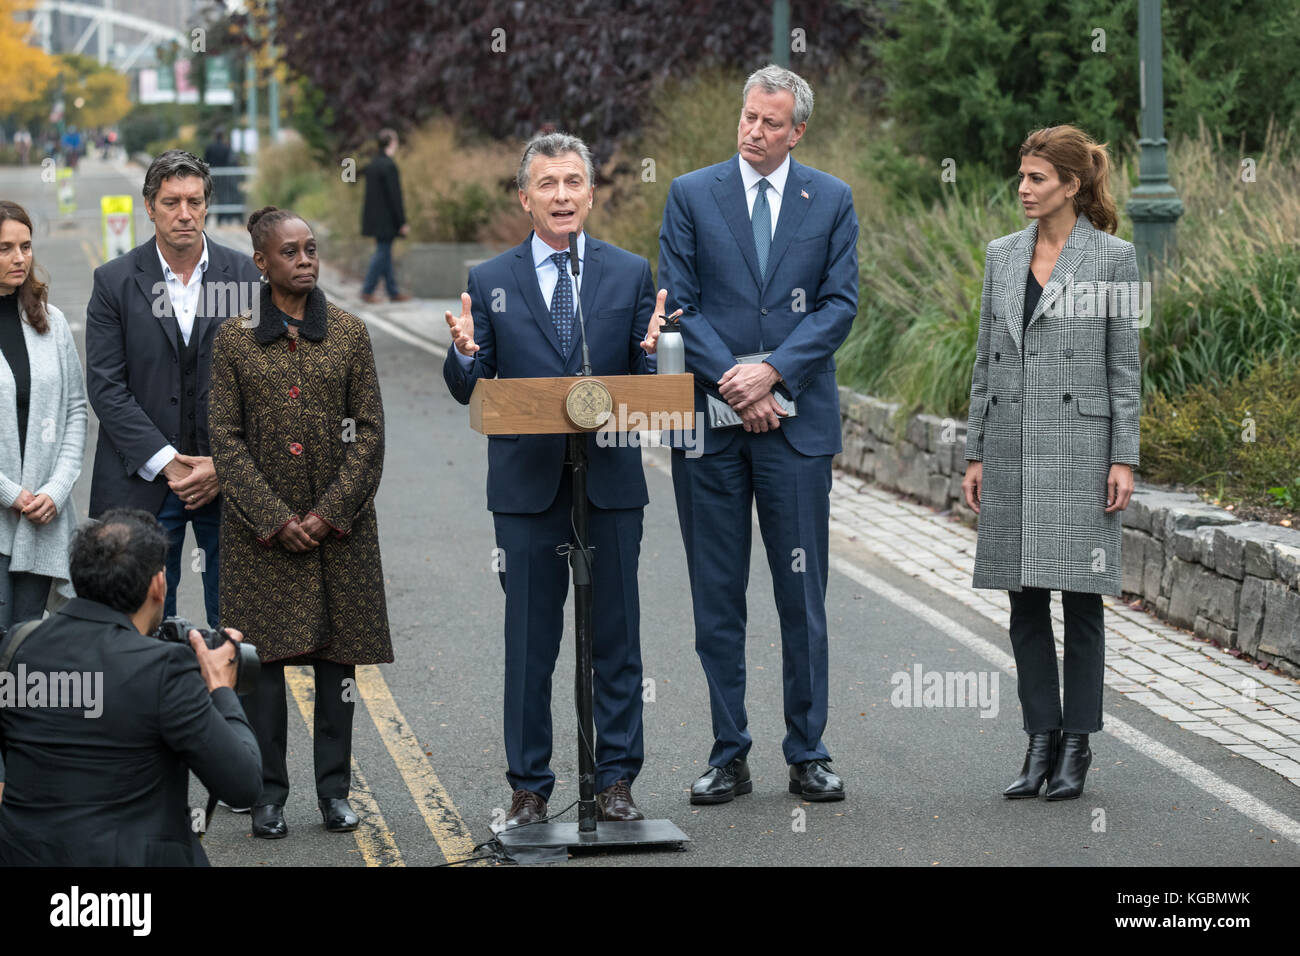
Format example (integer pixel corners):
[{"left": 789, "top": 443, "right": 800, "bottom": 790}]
[
  {"left": 657, "top": 155, "right": 859, "bottom": 456},
  {"left": 443, "top": 233, "right": 656, "bottom": 514}
]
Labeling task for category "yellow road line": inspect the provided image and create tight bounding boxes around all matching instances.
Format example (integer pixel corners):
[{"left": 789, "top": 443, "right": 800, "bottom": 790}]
[
  {"left": 79, "top": 237, "right": 102, "bottom": 268},
  {"left": 354, "top": 665, "right": 480, "bottom": 864},
  {"left": 285, "top": 665, "right": 405, "bottom": 867}
]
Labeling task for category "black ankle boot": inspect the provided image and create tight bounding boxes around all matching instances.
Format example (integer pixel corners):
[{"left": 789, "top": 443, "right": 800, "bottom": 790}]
[
  {"left": 1044, "top": 732, "right": 1092, "bottom": 800},
  {"left": 1003, "top": 730, "right": 1060, "bottom": 798}
]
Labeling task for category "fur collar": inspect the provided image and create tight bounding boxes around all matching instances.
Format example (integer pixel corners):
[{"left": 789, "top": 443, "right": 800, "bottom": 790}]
[{"left": 254, "top": 282, "right": 329, "bottom": 344}]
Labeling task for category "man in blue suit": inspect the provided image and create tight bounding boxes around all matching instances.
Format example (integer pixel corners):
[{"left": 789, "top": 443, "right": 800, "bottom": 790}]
[
  {"left": 443, "top": 132, "right": 667, "bottom": 827},
  {"left": 658, "top": 65, "right": 859, "bottom": 804}
]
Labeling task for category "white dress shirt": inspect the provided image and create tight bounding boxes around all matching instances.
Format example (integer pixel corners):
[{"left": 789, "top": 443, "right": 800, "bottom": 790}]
[
  {"left": 454, "top": 231, "right": 585, "bottom": 368},
  {"left": 139, "top": 235, "right": 210, "bottom": 482},
  {"left": 738, "top": 153, "right": 790, "bottom": 239}
]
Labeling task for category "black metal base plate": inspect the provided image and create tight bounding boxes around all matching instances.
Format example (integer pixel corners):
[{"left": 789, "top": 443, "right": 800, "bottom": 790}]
[{"left": 496, "top": 818, "right": 690, "bottom": 852}]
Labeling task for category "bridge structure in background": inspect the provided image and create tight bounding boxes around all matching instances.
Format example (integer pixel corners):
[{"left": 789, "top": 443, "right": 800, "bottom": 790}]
[{"left": 25, "top": 1, "right": 189, "bottom": 71}]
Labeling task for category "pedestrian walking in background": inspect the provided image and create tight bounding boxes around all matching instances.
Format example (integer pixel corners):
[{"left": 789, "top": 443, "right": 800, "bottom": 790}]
[{"left": 359, "top": 128, "right": 411, "bottom": 304}]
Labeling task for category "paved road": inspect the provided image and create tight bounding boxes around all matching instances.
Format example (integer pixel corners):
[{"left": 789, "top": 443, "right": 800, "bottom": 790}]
[{"left": 6, "top": 158, "right": 1300, "bottom": 868}]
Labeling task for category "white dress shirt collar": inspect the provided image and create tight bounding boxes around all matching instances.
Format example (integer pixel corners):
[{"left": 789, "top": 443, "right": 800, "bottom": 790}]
[
  {"left": 156, "top": 232, "right": 210, "bottom": 283},
  {"left": 739, "top": 152, "right": 791, "bottom": 199},
  {"left": 531, "top": 230, "right": 585, "bottom": 270}
]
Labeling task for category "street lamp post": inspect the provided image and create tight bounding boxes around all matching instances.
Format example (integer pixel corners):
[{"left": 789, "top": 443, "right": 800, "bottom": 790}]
[
  {"left": 772, "top": 0, "right": 790, "bottom": 67},
  {"left": 1126, "top": 0, "right": 1183, "bottom": 279}
]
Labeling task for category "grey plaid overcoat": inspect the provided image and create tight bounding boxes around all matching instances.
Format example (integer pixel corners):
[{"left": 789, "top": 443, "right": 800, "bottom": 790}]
[{"left": 964, "top": 215, "right": 1141, "bottom": 595}]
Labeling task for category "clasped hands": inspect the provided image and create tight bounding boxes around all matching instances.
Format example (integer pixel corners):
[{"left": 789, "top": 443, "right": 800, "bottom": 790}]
[
  {"left": 275, "top": 513, "right": 332, "bottom": 552},
  {"left": 164, "top": 454, "right": 220, "bottom": 510},
  {"left": 9, "top": 489, "right": 57, "bottom": 525},
  {"left": 718, "top": 361, "right": 786, "bottom": 432}
]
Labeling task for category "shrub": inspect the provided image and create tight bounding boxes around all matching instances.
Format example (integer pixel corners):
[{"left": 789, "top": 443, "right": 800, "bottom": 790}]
[{"left": 1142, "top": 357, "right": 1300, "bottom": 508}]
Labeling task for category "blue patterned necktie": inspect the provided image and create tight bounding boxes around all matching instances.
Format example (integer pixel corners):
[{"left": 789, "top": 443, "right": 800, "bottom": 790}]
[
  {"left": 752, "top": 178, "right": 772, "bottom": 280},
  {"left": 549, "top": 251, "right": 574, "bottom": 354}
]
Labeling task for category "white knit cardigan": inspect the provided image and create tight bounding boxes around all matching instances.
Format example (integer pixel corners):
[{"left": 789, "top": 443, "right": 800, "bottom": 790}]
[{"left": 0, "top": 302, "right": 87, "bottom": 601}]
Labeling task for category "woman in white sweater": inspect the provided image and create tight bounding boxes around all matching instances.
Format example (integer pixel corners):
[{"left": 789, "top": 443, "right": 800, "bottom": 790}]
[{"left": 0, "top": 200, "right": 86, "bottom": 630}]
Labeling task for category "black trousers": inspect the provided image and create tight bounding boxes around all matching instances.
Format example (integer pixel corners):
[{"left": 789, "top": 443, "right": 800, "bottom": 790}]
[
  {"left": 243, "top": 659, "right": 356, "bottom": 804},
  {"left": 1007, "top": 588, "right": 1105, "bottom": 734}
]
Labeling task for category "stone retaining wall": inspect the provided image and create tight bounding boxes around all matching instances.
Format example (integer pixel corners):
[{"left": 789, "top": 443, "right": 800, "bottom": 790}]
[{"left": 835, "top": 387, "right": 1300, "bottom": 676}]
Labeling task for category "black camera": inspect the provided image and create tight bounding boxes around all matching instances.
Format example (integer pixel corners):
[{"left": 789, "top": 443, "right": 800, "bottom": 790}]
[{"left": 155, "top": 616, "right": 260, "bottom": 696}]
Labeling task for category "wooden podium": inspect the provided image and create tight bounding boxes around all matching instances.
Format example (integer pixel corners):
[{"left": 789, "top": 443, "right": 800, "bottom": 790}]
[{"left": 469, "top": 372, "right": 694, "bottom": 854}]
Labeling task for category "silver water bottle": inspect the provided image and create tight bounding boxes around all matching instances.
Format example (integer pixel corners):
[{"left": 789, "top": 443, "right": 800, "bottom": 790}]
[{"left": 656, "top": 313, "right": 684, "bottom": 375}]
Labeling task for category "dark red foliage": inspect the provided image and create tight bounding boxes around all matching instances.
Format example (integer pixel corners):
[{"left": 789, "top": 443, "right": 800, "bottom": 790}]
[{"left": 260, "top": 0, "right": 875, "bottom": 164}]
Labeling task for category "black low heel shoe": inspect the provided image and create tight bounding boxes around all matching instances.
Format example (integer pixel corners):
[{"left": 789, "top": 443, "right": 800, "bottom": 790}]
[
  {"left": 319, "top": 797, "right": 359, "bottom": 832},
  {"left": 1002, "top": 730, "right": 1060, "bottom": 799},
  {"left": 251, "top": 804, "right": 288, "bottom": 839},
  {"left": 1044, "top": 732, "right": 1092, "bottom": 801}
]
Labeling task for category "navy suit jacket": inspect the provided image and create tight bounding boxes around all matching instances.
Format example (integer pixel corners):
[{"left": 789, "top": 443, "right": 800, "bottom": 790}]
[
  {"left": 85, "top": 234, "right": 263, "bottom": 518},
  {"left": 657, "top": 154, "right": 859, "bottom": 456},
  {"left": 443, "top": 233, "right": 656, "bottom": 514}
]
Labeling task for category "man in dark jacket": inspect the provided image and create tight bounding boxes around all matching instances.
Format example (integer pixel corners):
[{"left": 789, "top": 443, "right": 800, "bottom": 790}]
[
  {"left": 85, "top": 149, "right": 263, "bottom": 628},
  {"left": 0, "top": 509, "right": 262, "bottom": 866},
  {"left": 360, "top": 127, "right": 410, "bottom": 303}
]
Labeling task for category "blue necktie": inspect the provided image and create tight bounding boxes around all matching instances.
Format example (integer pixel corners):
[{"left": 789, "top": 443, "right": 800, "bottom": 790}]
[
  {"left": 549, "top": 251, "right": 574, "bottom": 354},
  {"left": 752, "top": 178, "right": 772, "bottom": 280}
]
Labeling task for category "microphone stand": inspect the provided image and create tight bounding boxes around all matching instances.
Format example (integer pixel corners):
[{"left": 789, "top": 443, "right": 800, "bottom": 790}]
[{"left": 566, "top": 234, "right": 598, "bottom": 835}]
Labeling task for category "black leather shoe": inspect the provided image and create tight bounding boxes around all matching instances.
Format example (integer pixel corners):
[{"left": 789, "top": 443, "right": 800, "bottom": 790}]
[
  {"left": 1003, "top": 730, "right": 1061, "bottom": 799},
  {"left": 251, "top": 804, "right": 287, "bottom": 839},
  {"left": 319, "top": 797, "right": 359, "bottom": 832},
  {"left": 690, "top": 758, "right": 752, "bottom": 805},
  {"left": 1044, "top": 732, "right": 1092, "bottom": 801},
  {"left": 789, "top": 759, "right": 845, "bottom": 801}
]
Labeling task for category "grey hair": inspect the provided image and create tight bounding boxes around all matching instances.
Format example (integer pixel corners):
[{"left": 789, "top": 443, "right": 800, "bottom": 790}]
[
  {"left": 516, "top": 132, "right": 595, "bottom": 192},
  {"left": 142, "top": 148, "right": 212, "bottom": 207},
  {"left": 742, "top": 64, "right": 814, "bottom": 128}
]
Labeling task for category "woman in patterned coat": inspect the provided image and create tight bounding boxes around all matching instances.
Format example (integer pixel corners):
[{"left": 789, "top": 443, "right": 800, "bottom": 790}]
[
  {"left": 209, "top": 205, "right": 392, "bottom": 839},
  {"left": 961, "top": 127, "right": 1141, "bottom": 802}
]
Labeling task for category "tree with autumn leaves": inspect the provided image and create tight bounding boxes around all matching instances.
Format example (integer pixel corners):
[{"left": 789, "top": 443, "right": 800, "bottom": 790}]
[{"left": 0, "top": 0, "right": 58, "bottom": 120}]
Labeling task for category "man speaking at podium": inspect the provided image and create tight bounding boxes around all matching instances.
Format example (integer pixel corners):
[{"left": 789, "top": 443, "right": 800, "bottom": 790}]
[{"left": 443, "top": 132, "right": 667, "bottom": 828}]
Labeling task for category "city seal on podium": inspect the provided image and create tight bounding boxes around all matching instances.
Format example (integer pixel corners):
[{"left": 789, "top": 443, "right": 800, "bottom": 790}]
[{"left": 565, "top": 379, "right": 613, "bottom": 430}]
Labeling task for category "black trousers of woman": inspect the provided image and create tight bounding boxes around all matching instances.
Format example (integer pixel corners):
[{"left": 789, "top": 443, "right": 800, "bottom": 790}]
[
  {"left": 243, "top": 658, "right": 356, "bottom": 804},
  {"left": 1007, "top": 588, "right": 1105, "bottom": 734}
]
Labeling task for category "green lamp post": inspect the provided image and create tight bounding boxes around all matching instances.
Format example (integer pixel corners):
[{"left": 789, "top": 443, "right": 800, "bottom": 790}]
[{"left": 1126, "top": 0, "right": 1184, "bottom": 278}]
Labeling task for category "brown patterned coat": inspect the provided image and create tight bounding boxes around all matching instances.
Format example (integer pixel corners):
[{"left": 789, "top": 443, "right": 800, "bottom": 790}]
[{"left": 208, "top": 285, "right": 392, "bottom": 664}]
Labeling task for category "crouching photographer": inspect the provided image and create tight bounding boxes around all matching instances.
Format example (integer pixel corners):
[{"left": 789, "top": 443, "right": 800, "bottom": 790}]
[{"left": 0, "top": 508, "right": 261, "bottom": 865}]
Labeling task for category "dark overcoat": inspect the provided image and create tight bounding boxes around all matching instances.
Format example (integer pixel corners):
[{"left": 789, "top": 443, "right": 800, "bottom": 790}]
[
  {"left": 208, "top": 285, "right": 393, "bottom": 664},
  {"left": 964, "top": 216, "right": 1142, "bottom": 595},
  {"left": 360, "top": 153, "right": 406, "bottom": 240}
]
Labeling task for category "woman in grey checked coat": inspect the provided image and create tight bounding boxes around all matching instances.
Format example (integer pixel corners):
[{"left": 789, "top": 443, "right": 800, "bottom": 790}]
[{"left": 961, "top": 126, "right": 1142, "bottom": 801}]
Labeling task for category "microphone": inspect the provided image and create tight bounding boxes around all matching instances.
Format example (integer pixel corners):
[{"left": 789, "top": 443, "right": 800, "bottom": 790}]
[{"left": 568, "top": 231, "right": 592, "bottom": 376}]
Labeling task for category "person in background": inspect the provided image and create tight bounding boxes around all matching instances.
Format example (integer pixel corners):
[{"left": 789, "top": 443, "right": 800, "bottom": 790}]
[
  {"left": 203, "top": 128, "right": 238, "bottom": 226},
  {"left": 0, "top": 200, "right": 86, "bottom": 631},
  {"left": 359, "top": 128, "right": 411, "bottom": 304}
]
